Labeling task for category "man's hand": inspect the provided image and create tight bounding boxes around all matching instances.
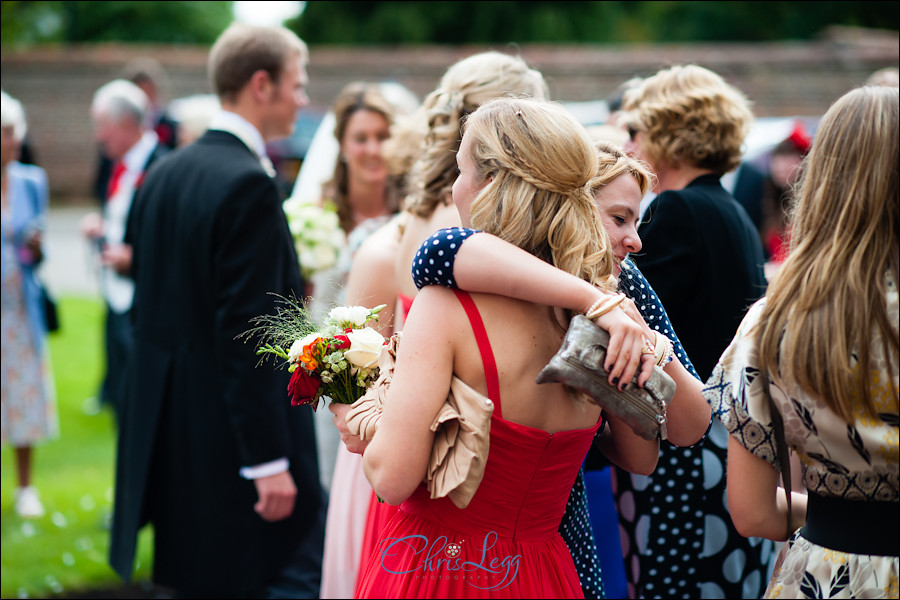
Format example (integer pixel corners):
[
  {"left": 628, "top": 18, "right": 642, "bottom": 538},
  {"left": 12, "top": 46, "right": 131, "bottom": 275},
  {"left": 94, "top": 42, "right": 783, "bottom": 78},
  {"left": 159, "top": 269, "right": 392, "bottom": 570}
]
[
  {"left": 80, "top": 212, "right": 104, "bottom": 240},
  {"left": 253, "top": 470, "right": 297, "bottom": 522},
  {"left": 330, "top": 402, "right": 370, "bottom": 455},
  {"left": 101, "top": 243, "right": 133, "bottom": 276}
]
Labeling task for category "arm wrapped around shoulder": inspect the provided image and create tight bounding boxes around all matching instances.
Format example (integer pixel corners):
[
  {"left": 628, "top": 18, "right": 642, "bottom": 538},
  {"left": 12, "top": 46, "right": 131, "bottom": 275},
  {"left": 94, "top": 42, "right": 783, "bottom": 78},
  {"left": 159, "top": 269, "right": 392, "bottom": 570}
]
[{"left": 536, "top": 315, "right": 676, "bottom": 440}]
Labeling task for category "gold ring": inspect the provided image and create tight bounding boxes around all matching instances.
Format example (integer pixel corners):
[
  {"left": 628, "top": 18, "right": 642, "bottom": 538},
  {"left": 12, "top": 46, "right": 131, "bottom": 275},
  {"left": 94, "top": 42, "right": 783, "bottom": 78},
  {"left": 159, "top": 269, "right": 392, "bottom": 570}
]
[{"left": 641, "top": 346, "right": 655, "bottom": 355}]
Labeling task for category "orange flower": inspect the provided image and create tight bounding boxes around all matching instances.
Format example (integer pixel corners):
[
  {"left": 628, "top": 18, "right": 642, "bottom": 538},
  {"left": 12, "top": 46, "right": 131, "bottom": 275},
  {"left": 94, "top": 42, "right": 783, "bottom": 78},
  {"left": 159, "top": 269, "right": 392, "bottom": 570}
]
[{"left": 299, "top": 338, "right": 323, "bottom": 370}]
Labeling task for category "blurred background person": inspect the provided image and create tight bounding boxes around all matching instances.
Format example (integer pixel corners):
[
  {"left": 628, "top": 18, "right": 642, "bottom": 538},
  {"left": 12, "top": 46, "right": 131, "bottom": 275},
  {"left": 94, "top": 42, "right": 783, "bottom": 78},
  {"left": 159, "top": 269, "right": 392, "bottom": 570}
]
[
  {"left": 93, "top": 58, "right": 179, "bottom": 205},
  {"left": 620, "top": 63, "right": 772, "bottom": 598},
  {"left": 731, "top": 121, "right": 812, "bottom": 275},
  {"left": 79, "top": 79, "right": 168, "bottom": 423},
  {"left": 306, "top": 81, "right": 410, "bottom": 324},
  {"left": 319, "top": 83, "right": 423, "bottom": 599},
  {"left": 604, "top": 76, "right": 644, "bottom": 130},
  {"left": 302, "top": 81, "right": 418, "bottom": 496},
  {"left": 706, "top": 84, "right": 898, "bottom": 598},
  {"left": 168, "top": 93, "right": 220, "bottom": 148},
  {"left": 1, "top": 89, "right": 58, "bottom": 518},
  {"left": 122, "top": 57, "right": 180, "bottom": 150}
]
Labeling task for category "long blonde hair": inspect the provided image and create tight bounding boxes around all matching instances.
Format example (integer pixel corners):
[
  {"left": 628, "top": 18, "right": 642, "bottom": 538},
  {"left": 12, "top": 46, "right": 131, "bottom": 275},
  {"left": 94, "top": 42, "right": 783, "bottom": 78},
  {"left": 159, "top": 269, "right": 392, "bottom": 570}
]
[
  {"left": 464, "top": 98, "right": 616, "bottom": 328},
  {"left": 756, "top": 85, "right": 899, "bottom": 421},
  {"left": 404, "top": 51, "right": 548, "bottom": 218}
]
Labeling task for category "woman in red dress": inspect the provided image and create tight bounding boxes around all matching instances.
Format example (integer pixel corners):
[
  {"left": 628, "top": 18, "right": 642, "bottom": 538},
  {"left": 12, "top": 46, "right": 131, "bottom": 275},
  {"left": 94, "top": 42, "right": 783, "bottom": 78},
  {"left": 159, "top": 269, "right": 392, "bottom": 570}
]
[{"left": 333, "top": 97, "right": 661, "bottom": 598}]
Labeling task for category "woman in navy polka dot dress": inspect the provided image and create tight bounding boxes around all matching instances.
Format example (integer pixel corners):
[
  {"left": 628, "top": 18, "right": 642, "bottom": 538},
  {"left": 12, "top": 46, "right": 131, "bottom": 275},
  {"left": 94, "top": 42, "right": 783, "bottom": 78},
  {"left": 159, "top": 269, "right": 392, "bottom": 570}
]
[{"left": 411, "top": 143, "right": 718, "bottom": 599}]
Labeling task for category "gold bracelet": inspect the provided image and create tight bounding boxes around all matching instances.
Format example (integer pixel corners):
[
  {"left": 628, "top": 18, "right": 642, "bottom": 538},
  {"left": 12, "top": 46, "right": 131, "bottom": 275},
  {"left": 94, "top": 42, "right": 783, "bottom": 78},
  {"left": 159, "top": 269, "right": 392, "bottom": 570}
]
[
  {"left": 586, "top": 292, "right": 627, "bottom": 321},
  {"left": 585, "top": 293, "right": 614, "bottom": 318},
  {"left": 653, "top": 331, "right": 673, "bottom": 367}
]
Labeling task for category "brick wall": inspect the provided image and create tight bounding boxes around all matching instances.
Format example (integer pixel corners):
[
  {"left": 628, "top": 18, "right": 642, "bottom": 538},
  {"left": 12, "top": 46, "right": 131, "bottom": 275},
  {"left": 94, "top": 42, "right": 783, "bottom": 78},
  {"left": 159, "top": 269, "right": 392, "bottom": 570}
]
[{"left": 1, "top": 28, "right": 896, "bottom": 202}]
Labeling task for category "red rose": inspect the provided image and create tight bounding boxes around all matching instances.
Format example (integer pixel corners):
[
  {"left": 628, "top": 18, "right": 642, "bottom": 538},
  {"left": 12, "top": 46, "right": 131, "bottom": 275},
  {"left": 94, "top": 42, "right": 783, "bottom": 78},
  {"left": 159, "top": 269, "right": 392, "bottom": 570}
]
[
  {"left": 334, "top": 334, "right": 351, "bottom": 350},
  {"left": 288, "top": 368, "right": 321, "bottom": 409}
]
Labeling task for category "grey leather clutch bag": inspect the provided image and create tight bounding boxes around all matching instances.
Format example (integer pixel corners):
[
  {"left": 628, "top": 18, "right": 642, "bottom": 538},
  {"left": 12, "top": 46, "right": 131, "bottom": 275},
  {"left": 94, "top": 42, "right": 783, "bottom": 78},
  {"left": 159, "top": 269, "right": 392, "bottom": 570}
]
[{"left": 536, "top": 315, "right": 676, "bottom": 440}]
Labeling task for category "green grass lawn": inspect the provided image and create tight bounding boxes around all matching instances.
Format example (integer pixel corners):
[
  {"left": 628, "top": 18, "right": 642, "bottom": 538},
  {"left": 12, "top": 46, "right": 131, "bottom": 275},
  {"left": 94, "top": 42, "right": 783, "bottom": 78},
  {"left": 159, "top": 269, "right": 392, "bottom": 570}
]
[{"left": 1, "top": 296, "right": 153, "bottom": 599}]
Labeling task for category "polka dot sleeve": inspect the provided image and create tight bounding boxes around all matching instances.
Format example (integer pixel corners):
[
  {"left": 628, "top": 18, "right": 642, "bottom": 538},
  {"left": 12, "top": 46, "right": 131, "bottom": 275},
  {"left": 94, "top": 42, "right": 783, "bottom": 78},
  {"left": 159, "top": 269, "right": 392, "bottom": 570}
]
[{"left": 411, "top": 227, "right": 478, "bottom": 290}]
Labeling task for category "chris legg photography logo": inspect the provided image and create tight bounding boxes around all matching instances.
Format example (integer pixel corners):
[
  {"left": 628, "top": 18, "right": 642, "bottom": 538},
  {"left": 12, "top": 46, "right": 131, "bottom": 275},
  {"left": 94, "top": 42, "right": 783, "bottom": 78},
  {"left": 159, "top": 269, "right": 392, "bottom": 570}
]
[{"left": 378, "top": 531, "right": 522, "bottom": 590}]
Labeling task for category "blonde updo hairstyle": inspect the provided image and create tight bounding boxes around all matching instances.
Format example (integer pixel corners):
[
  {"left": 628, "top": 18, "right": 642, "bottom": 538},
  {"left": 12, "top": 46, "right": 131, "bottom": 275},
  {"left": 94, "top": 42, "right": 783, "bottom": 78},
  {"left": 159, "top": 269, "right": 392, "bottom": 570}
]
[
  {"left": 590, "top": 141, "right": 656, "bottom": 198},
  {"left": 405, "top": 51, "right": 549, "bottom": 218},
  {"left": 464, "top": 98, "right": 617, "bottom": 330},
  {"left": 623, "top": 64, "right": 752, "bottom": 174}
]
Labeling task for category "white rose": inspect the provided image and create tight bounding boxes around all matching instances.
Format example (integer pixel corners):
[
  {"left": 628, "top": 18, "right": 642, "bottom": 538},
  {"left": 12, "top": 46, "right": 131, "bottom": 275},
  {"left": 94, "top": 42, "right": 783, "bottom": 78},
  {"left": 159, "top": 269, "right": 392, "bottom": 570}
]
[
  {"left": 343, "top": 327, "right": 386, "bottom": 369},
  {"left": 312, "top": 243, "right": 338, "bottom": 271},
  {"left": 329, "top": 305, "right": 371, "bottom": 328}
]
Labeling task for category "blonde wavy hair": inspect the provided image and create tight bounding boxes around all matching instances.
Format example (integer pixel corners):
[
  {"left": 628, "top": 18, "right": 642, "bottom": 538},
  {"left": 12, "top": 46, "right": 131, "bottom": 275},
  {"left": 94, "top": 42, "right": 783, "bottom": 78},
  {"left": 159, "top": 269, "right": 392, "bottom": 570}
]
[
  {"left": 382, "top": 105, "right": 429, "bottom": 195},
  {"left": 464, "top": 98, "right": 617, "bottom": 329},
  {"left": 622, "top": 64, "right": 752, "bottom": 174},
  {"left": 590, "top": 141, "right": 656, "bottom": 198},
  {"left": 756, "top": 85, "right": 899, "bottom": 422},
  {"left": 404, "top": 51, "right": 548, "bottom": 218},
  {"left": 322, "top": 82, "right": 402, "bottom": 233}
]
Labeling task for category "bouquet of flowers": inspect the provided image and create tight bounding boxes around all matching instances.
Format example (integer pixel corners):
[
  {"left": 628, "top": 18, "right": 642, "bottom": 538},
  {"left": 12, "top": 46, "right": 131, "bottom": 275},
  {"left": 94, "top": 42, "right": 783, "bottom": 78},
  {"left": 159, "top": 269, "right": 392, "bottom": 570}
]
[
  {"left": 245, "top": 294, "right": 387, "bottom": 411},
  {"left": 282, "top": 197, "right": 346, "bottom": 279}
]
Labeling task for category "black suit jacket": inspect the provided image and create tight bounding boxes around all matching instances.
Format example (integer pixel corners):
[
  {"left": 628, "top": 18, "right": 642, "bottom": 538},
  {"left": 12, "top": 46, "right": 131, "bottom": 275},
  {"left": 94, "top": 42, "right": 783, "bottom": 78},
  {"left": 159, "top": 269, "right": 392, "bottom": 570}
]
[
  {"left": 110, "top": 130, "right": 320, "bottom": 595},
  {"left": 633, "top": 174, "right": 767, "bottom": 380}
]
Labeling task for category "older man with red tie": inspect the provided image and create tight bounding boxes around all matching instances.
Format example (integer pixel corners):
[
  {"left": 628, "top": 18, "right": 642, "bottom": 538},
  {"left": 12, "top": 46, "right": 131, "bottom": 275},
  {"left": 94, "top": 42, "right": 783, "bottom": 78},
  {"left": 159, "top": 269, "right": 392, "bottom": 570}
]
[{"left": 80, "top": 78, "right": 168, "bottom": 422}]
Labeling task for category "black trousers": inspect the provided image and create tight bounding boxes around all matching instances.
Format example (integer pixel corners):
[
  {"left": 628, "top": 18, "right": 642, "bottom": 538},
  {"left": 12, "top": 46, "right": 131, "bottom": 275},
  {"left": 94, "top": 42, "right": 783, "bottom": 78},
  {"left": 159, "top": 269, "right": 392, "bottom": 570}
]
[
  {"left": 260, "top": 486, "right": 327, "bottom": 599},
  {"left": 102, "top": 307, "right": 134, "bottom": 423},
  {"left": 164, "top": 488, "right": 327, "bottom": 600}
]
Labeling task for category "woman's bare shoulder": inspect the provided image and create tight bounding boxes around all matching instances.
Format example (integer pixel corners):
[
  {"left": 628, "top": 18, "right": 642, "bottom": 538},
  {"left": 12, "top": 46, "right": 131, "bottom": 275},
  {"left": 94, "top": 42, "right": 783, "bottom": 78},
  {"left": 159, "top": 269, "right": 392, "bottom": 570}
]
[{"left": 355, "top": 216, "right": 403, "bottom": 259}]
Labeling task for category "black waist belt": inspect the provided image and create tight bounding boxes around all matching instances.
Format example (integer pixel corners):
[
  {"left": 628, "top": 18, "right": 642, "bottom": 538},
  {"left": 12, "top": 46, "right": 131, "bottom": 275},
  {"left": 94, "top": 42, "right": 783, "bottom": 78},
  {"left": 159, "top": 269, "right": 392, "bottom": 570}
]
[{"left": 800, "top": 493, "right": 899, "bottom": 556}]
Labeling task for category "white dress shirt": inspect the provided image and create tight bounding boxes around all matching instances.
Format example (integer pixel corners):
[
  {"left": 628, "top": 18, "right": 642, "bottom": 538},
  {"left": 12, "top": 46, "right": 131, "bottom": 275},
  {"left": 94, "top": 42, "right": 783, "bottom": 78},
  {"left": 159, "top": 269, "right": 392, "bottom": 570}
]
[
  {"left": 103, "top": 129, "right": 159, "bottom": 314},
  {"left": 207, "top": 110, "right": 276, "bottom": 177}
]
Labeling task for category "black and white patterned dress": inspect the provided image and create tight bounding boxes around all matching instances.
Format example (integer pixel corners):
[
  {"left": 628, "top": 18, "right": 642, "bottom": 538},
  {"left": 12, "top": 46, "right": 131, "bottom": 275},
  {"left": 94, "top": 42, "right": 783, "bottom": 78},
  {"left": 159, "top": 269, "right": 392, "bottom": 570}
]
[{"left": 704, "top": 274, "right": 899, "bottom": 599}]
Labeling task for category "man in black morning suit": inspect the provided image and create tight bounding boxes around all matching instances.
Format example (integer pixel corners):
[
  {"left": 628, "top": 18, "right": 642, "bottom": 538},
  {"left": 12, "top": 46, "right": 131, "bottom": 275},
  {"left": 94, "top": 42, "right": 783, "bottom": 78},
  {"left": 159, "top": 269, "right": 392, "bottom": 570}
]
[{"left": 110, "top": 23, "right": 325, "bottom": 598}]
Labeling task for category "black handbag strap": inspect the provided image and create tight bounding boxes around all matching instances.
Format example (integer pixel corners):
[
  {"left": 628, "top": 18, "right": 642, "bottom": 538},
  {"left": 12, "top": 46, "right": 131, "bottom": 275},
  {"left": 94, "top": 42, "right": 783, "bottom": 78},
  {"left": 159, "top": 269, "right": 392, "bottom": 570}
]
[{"left": 762, "top": 369, "right": 793, "bottom": 539}]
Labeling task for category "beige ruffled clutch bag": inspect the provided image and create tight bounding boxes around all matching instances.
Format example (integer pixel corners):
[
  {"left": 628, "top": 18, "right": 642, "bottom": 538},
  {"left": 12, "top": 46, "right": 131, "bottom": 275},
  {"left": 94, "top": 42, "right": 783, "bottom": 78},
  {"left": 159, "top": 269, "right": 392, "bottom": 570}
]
[{"left": 346, "top": 333, "right": 494, "bottom": 509}]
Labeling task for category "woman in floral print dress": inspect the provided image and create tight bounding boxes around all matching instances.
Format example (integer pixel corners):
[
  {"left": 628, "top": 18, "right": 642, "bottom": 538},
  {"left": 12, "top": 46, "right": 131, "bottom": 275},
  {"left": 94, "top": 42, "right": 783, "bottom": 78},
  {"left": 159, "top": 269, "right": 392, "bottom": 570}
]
[
  {"left": 704, "top": 84, "right": 899, "bottom": 599},
  {"left": 1, "top": 90, "right": 58, "bottom": 519}
]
